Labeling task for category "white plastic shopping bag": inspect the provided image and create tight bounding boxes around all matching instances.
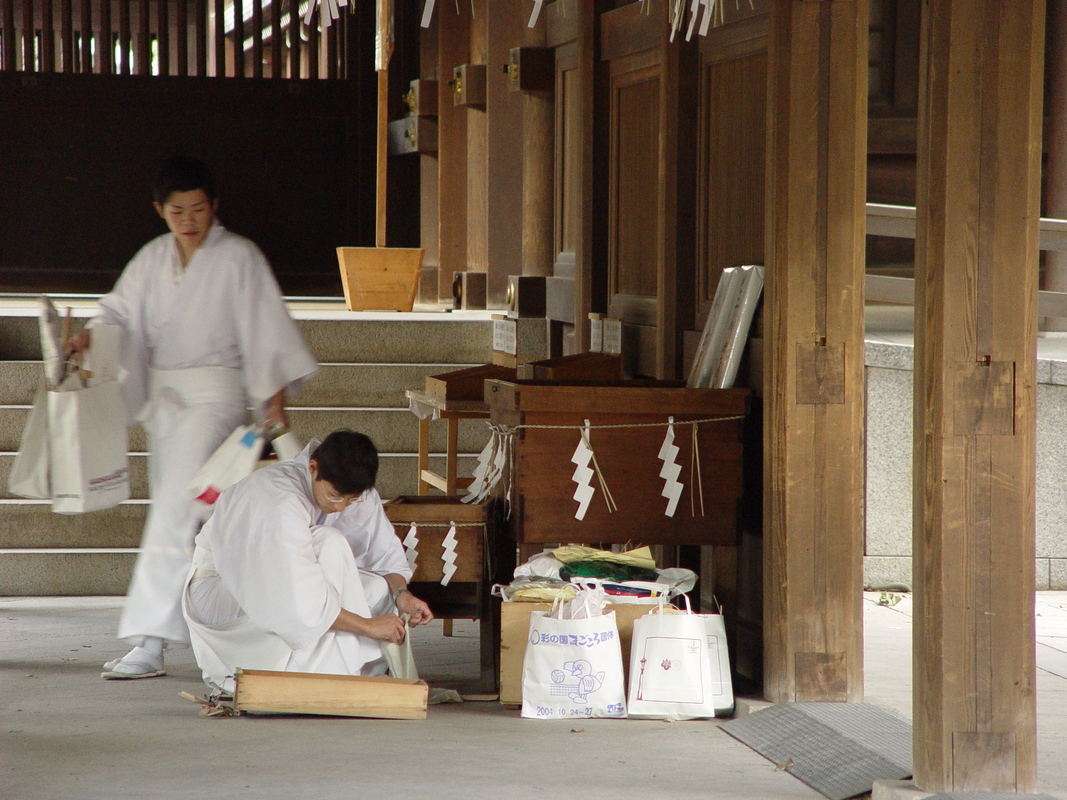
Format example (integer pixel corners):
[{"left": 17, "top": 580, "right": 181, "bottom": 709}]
[
  {"left": 8, "top": 376, "right": 50, "bottom": 499},
  {"left": 48, "top": 376, "right": 130, "bottom": 514},
  {"left": 627, "top": 596, "right": 734, "bottom": 719},
  {"left": 189, "top": 425, "right": 266, "bottom": 518},
  {"left": 521, "top": 589, "right": 627, "bottom": 720}
]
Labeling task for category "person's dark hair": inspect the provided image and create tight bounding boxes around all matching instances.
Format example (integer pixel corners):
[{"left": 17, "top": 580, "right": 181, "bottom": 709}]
[
  {"left": 310, "top": 429, "right": 379, "bottom": 495},
  {"left": 152, "top": 155, "right": 217, "bottom": 204}
]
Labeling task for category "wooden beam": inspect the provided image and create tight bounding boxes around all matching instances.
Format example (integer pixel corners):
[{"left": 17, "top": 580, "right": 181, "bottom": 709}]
[
  {"left": 912, "top": 0, "right": 1044, "bottom": 791},
  {"left": 763, "top": 0, "right": 868, "bottom": 703}
]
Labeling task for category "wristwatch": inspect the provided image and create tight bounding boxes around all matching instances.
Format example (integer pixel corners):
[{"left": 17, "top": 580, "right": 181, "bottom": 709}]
[{"left": 391, "top": 588, "right": 411, "bottom": 606}]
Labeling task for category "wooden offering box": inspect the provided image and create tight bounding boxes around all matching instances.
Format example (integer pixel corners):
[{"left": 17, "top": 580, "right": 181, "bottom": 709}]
[
  {"left": 424, "top": 363, "right": 517, "bottom": 402},
  {"left": 484, "top": 380, "right": 751, "bottom": 546}
]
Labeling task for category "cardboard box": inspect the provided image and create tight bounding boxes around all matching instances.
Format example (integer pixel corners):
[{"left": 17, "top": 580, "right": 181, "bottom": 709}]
[
  {"left": 499, "top": 601, "right": 676, "bottom": 706},
  {"left": 233, "top": 669, "right": 428, "bottom": 719}
]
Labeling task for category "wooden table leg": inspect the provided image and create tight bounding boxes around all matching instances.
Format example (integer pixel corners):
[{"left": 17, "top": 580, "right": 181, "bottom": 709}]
[
  {"left": 417, "top": 416, "right": 431, "bottom": 495},
  {"left": 445, "top": 415, "right": 460, "bottom": 494}
]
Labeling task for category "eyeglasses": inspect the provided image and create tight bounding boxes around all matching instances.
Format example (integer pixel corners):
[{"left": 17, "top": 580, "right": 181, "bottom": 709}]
[{"left": 323, "top": 488, "right": 364, "bottom": 506}]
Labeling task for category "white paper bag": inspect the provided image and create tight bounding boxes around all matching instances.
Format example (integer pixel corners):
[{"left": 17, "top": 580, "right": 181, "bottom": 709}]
[
  {"left": 626, "top": 599, "right": 734, "bottom": 719},
  {"left": 520, "top": 609, "right": 627, "bottom": 720},
  {"left": 189, "top": 425, "right": 265, "bottom": 518},
  {"left": 9, "top": 377, "right": 50, "bottom": 499},
  {"left": 48, "top": 379, "right": 130, "bottom": 514}
]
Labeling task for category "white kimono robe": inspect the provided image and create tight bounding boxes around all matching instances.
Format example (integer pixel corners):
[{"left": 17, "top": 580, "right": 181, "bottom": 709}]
[
  {"left": 93, "top": 222, "right": 318, "bottom": 648},
  {"left": 182, "top": 445, "right": 412, "bottom": 693}
]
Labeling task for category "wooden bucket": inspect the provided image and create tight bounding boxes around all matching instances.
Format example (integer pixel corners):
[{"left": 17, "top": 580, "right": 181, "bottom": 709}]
[{"left": 336, "top": 247, "right": 424, "bottom": 312}]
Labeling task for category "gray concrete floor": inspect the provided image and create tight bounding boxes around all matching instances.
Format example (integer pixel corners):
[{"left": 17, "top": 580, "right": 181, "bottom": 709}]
[{"left": 2, "top": 593, "right": 1066, "bottom": 800}]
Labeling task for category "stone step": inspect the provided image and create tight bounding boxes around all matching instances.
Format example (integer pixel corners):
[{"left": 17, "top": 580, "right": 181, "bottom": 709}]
[
  {"left": 0, "top": 452, "right": 479, "bottom": 503},
  {"left": 0, "top": 361, "right": 477, "bottom": 407},
  {"left": 0, "top": 550, "right": 137, "bottom": 595},
  {"left": 0, "top": 307, "right": 494, "bottom": 363},
  {"left": 0, "top": 405, "right": 492, "bottom": 454}
]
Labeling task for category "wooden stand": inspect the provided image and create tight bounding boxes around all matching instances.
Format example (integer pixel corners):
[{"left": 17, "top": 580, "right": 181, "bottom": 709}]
[
  {"left": 337, "top": 247, "right": 424, "bottom": 312},
  {"left": 405, "top": 390, "right": 490, "bottom": 496},
  {"left": 383, "top": 496, "right": 504, "bottom": 692}
]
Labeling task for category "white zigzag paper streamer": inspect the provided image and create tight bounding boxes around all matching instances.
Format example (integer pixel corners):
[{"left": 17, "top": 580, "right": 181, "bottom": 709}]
[
  {"left": 571, "top": 422, "right": 595, "bottom": 520},
  {"left": 463, "top": 434, "right": 496, "bottom": 503},
  {"left": 440, "top": 523, "right": 458, "bottom": 586},
  {"left": 658, "top": 416, "right": 683, "bottom": 517},
  {"left": 402, "top": 523, "right": 419, "bottom": 572}
]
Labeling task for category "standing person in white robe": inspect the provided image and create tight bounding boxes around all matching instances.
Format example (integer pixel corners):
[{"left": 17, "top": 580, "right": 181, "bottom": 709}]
[
  {"left": 182, "top": 430, "right": 434, "bottom": 694},
  {"left": 67, "top": 156, "right": 318, "bottom": 679}
]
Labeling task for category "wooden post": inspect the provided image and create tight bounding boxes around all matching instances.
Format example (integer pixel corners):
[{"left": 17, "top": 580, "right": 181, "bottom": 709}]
[
  {"left": 486, "top": 0, "right": 524, "bottom": 302},
  {"left": 466, "top": 0, "right": 489, "bottom": 288},
  {"left": 912, "top": 0, "right": 1044, "bottom": 791},
  {"left": 520, "top": 4, "right": 553, "bottom": 279},
  {"left": 763, "top": 0, "right": 868, "bottom": 703},
  {"left": 375, "top": 0, "right": 392, "bottom": 247},
  {"left": 437, "top": 2, "right": 470, "bottom": 299}
]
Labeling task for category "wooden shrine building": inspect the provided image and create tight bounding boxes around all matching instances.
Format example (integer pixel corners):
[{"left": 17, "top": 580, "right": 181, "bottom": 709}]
[{"left": 0, "top": 0, "right": 1057, "bottom": 792}]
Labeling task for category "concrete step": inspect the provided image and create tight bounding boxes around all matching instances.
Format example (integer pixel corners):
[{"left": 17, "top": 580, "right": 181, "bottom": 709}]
[
  {"left": 0, "top": 302, "right": 503, "bottom": 596},
  {"left": 0, "top": 406, "right": 491, "bottom": 454},
  {"left": 0, "top": 307, "right": 494, "bottom": 363},
  {"left": 0, "top": 452, "right": 479, "bottom": 503},
  {"left": 0, "top": 550, "right": 137, "bottom": 595},
  {"left": 0, "top": 361, "right": 476, "bottom": 408}
]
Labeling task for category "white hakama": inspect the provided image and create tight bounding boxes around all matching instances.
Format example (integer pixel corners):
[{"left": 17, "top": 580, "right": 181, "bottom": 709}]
[
  {"left": 93, "top": 222, "right": 318, "bottom": 648},
  {"left": 182, "top": 446, "right": 412, "bottom": 693}
]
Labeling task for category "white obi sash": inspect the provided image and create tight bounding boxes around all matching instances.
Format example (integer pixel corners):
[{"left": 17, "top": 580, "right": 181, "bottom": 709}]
[{"left": 139, "top": 366, "right": 245, "bottom": 433}]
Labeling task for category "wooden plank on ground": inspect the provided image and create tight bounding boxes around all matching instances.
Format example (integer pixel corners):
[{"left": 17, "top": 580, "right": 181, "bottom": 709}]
[{"left": 233, "top": 669, "right": 428, "bottom": 719}]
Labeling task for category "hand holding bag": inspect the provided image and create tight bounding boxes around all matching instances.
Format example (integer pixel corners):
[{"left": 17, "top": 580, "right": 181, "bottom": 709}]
[
  {"left": 520, "top": 589, "right": 627, "bottom": 720},
  {"left": 626, "top": 595, "right": 734, "bottom": 719},
  {"left": 188, "top": 424, "right": 266, "bottom": 519}
]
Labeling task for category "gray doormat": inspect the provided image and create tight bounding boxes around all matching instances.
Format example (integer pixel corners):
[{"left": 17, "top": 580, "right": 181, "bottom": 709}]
[{"left": 719, "top": 702, "right": 912, "bottom": 800}]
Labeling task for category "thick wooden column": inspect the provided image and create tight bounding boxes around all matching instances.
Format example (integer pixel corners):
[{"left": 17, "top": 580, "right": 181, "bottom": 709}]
[
  {"left": 763, "top": 0, "right": 868, "bottom": 703},
  {"left": 912, "top": 0, "right": 1043, "bottom": 791},
  {"left": 437, "top": 3, "right": 470, "bottom": 299}
]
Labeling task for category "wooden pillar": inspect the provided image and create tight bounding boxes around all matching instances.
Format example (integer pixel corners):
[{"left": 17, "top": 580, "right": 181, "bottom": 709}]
[
  {"left": 912, "top": 0, "right": 1043, "bottom": 791},
  {"left": 486, "top": 0, "right": 524, "bottom": 302},
  {"left": 763, "top": 0, "right": 868, "bottom": 703},
  {"left": 521, "top": 10, "right": 554, "bottom": 279},
  {"left": 574, "top": 0, "right": 596, "bottom": 349},
  {"left": 466, "top": 0, "right": 489, "bottom": 280},
  {"left": 437, "top": 3, "right": 469, "bottom": 299}
]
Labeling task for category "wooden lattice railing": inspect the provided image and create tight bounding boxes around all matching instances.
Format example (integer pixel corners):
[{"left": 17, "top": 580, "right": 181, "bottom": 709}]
[{"left": 0, "top": 0, "right": 347, "bottom": 78}]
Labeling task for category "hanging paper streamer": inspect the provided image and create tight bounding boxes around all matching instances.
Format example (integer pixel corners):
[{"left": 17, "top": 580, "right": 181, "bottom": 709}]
[
  {"left": 440, "top": 523, "right": 458, "bottom": 586},
  {"left": 699, "top": 0, "right": 716, "bottom": 37},
  {"left": 571, "top": 422, "right": 596, "bottom": 521},
  {"left": 302, "top": 0, "right": 348, "bottom": 28},
  {"left": 402, "top": 523, "right": 419, "bottom": 572},
  {"left": 463, "top": 434, "right": 496, "bottom": 503},
  {"left": 528, "top": 0, "right": 544, "bottom": 27},
  {"left": 421, "top": 0, "right": 436, "bottom": 28},
  {"left": 658, "top": 416, "right": 683, "bottom": 517},
  {"left": 685, "top": 0, "right": 701, "bottom": 40},
  {"left": 669, "top": 0, "right": 685, "bottom": 41},
  {"left": 690, "top": 421, "right": 705, "bottom": 516}
]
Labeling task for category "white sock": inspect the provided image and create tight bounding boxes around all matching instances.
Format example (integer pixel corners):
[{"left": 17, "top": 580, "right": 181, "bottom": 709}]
[{"left": 106, "top": 638, "right": 165, "bottom": 674}]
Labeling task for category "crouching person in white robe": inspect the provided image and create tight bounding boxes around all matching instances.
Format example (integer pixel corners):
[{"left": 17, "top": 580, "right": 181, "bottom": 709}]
[{"left": 182, "top": 429, "right": 434, "bottom": 694}]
